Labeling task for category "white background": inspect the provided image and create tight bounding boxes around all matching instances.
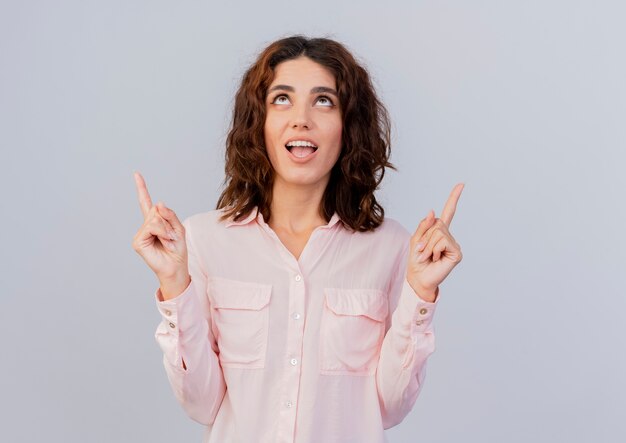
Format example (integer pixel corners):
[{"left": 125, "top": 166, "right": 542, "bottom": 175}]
[{"left": 1, "top": 1, "right": 624, "bottom": 441}]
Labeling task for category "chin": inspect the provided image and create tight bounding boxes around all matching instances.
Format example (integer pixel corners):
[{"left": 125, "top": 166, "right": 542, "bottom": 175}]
[{"left": 279, "top": 172, "right": 328, "bottom": 188}]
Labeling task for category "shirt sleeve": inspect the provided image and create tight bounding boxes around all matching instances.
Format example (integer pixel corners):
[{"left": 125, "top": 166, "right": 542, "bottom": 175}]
[
  {"left": 375, "top": 238, "right": 440, "bottom": 429},
  {"left": 153, "top": 216, "right": 227, "bottom": 425}
]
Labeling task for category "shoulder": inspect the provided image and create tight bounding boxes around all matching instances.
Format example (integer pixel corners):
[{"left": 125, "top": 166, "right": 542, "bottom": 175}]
[
  {"left": 349, "top": 215, "right": 412, "bottom": 256},
  {"left": 372, "top": 216, "right": 412, "bottom": 243},
  {"left": 181, "top": 208, "right": 230, "bottom": 233}
]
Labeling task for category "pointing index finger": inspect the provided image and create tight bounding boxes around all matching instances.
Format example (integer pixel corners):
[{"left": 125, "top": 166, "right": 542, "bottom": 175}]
[
  {"left": 439, "top": 182, "right": 464, "bottom": 227},
  {"left": 133, "top": 171, "right": 153, "bottom": 219}
]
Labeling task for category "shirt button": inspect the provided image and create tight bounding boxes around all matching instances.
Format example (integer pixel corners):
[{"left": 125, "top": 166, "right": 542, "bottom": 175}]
[
  {"left": 415, "top": 319, "right": 424, "bottom": 325},
  {"left": 285, "top": 401, "right": 293, "bottom": 408},
  {"left": 164, "top": 309, "right": 172, "bottom": 316},
  {"left": 169, "top": 322, "right": 176, "bottom": 328},
  {"left": 419, "top": 308, "right": 428, "bottom": 315},
  {"left": 295, "top": 274, "right": 302, "bottom": 282},
  {"left": 292, "top": 312, "right": 301, "bottom": 320},
  {"left": 290, "top": 358, "right": 298, "bottom": 366}
]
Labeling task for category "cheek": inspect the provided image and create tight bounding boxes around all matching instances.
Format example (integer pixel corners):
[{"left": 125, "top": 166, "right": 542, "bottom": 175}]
[
  {"left": 264, "top": 116, "right": 284, "bottom": 144},
  {"left": 263, "top": 122, "right": 277, "bottom": 152},
  {"left": 317, "top": 116, "right": 342, "bottom": 142},
  {"left": 328, "top": 117, "right": 342, "bottom": 142},
  {"left": 330, "top": 123, "right": 343, "bottom": 152},
  {"left": 264, "top": 131, "right": 284, "bottom": 170}
]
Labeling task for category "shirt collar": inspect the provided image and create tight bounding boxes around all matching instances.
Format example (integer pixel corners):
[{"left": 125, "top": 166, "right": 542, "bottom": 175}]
[
  {"left": 224, "top": 206, "right": 342, "bottom": 229},
  {"left": 223, "top": 206, "right": 260, "bottom": 228}
]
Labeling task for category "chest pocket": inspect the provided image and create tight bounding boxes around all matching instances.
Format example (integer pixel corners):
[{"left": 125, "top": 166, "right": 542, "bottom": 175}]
[
  {"left": 319, "top": 287, "right": 388, "bottom": 375},
  {"left": 207, "top": 276, "right": 272, "bottom": 369}
]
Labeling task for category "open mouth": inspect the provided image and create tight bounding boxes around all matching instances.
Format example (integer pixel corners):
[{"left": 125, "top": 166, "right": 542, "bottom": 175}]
[{"left": 285, "top": 144, "right": 318, "bottom": 158}]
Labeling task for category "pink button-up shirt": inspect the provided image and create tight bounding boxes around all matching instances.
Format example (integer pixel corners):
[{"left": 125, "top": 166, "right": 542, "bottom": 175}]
[{"left": 154, "top": 206, "right": 439, "bottom": 443}]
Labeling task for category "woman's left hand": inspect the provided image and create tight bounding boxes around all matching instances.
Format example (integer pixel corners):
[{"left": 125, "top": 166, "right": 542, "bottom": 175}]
[{"left": 407, "top": 183, "right": 465, "bottom": 302}]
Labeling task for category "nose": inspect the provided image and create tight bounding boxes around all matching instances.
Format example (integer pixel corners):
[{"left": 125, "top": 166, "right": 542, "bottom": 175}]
[{"left": 290, "top": 103, "right": 311, "bottom": 129}]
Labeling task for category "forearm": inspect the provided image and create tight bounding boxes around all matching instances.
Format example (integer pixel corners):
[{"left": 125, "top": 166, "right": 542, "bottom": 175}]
[
  {"left": 154, "top": 280, "right": 227, "bottom": 425},
  {"left": 376, "top": 278, "right": 438, "bottom": 428}
]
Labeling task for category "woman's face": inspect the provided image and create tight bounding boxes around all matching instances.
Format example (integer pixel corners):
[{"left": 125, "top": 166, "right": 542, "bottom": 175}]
[{"left": 264, "top": 56, "right": 342, "bottom": 191}]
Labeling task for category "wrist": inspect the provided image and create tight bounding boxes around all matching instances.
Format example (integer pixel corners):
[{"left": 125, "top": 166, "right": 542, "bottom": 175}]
[
  {"left": 159, "top": 271, "right": 191, "bottom": 301},
  {"left": 407, "top": 279, "right": 439, "bottom": 303}
]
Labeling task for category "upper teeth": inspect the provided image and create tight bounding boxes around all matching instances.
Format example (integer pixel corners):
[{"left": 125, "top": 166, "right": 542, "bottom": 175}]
[{"left": 286, "top": 140, "right": 317, "bottom": 148}]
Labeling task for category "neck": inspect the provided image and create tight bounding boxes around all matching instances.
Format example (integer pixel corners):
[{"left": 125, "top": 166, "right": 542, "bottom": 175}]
[{"left": 268, "top": 177, "right": 328, "bottom": 234}]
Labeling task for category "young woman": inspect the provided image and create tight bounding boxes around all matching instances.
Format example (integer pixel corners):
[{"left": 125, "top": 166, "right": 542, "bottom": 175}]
[{"left": 132, "top": 35, "right": 464, "bottom": 443}]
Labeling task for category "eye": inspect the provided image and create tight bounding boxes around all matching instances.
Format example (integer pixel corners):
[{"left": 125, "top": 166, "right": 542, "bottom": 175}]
[
  {"left": 271, "top": 94, "right": 291, "bottom": 105},
  {"left": 316, "top": 95, "right": 334, "bottom": 107},
  {"left": 270, "top": 94, "right": 335, "bottom": 107}
]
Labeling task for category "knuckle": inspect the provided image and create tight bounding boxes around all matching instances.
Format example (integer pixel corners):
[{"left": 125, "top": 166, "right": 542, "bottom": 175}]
[{"left": 149, "top": 220, "right": 165, "bottom": 233}]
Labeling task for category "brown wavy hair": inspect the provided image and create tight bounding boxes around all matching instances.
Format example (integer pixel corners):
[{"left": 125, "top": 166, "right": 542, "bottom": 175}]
[{"left": 216, "top": 34, "right": 396, "bottom": 232}]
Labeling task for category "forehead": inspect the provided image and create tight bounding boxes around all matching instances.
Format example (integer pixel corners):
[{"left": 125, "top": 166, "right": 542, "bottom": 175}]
[{"left": 270, "top": 56, "right": 336, "bottom": 89}]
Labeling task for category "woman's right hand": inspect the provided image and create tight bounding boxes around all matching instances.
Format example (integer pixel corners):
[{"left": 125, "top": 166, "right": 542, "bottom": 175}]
[{"left": 131, "top": 171, "right": 190, "bottom": 293}]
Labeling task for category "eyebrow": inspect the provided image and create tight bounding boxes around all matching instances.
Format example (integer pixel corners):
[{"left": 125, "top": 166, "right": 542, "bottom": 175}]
[{"left": 267, "top": 84, "right": 338, "bottom": 97}]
